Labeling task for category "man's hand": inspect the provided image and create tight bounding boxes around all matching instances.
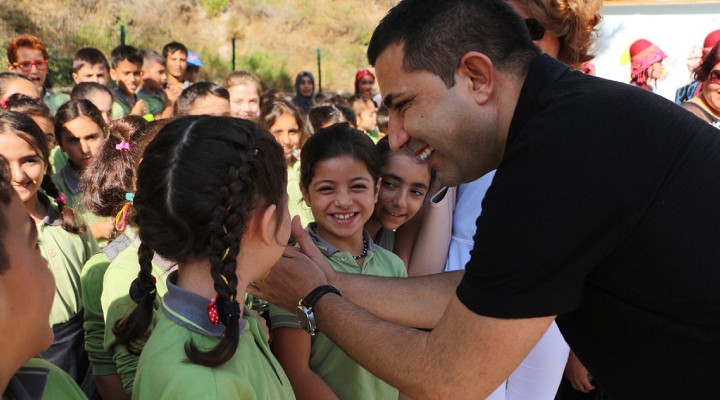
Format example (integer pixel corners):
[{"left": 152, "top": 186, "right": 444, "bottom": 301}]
[
  {"left": 248, "top": 216, "right": 336, "bottom": 311},
  {"left": 564, "top": 350, "right": 595, "bottom": 393}
]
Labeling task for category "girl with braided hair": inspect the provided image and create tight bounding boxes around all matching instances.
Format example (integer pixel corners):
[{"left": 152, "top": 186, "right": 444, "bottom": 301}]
[
  {"left": 0, "top": 110, "right": 98, "bottom": 391},
  {"left": 125, "top": 115, "right": 294, "bottom": 399}
]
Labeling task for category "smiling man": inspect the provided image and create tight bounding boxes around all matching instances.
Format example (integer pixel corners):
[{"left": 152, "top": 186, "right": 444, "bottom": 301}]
[{"left": 251, "top": 1, "right": 720, "bottom": 398}]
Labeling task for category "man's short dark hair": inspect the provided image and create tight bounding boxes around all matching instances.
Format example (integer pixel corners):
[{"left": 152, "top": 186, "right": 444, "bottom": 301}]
[
  {"left": 0, "top": 155, "right": 13, "bottom": 272},
  {"left": 162, "top": 41, "right": 188, "bottom": 59},
  {"left": 367, "top": 0, "right": 540, "bottom": 88},
  {"left": 110, "top": 45, "right": 143, "bottom": 69}
]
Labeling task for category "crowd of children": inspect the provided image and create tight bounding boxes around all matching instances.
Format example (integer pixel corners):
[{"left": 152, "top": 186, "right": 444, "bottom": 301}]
[
  {"left": 0, "top": 31, "right": 416, "bottom": 400},
  {"left": 2, "top": 8, "right": 717, "bottom": 396}
]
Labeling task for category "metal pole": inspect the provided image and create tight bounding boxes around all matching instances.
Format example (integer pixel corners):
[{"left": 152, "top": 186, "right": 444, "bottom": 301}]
[
  {"left": 232, "top": 36, "right": 236, "bottom": 72},
  {"left": 317, "top": 48, "right": 322, "bottom": 94},
  {"left": 120, "top": 25, "right": 125, "bottom": 46}
]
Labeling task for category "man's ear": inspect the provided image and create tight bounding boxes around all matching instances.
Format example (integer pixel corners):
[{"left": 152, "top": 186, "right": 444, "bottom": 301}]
[
  {"left": 72, "top": 72, "right": 80, "bottom": 85},
  {"left": 109, "top": 68, "right": 118, "bottom": 82},
  {"left": 458, "top": 51, "right": 494, "bottom": 105},
  {"left": 8, "top": 64, "right": 17, "bottom": 73}
]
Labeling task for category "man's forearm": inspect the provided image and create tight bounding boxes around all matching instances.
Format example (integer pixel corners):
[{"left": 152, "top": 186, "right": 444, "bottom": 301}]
[{"left": 331, "top": 270, "right": 463, "bottom": 329}]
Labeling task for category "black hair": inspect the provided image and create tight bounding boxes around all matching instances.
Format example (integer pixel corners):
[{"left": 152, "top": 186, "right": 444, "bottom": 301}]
[
  {"left": 176, "top": 82, "right": 230, "bottom": 115},
  {"left": 367, "top": 0, "right": 540, "bottom": 88},
  {"left": 70, "top": 82, "right": 113, "bottom": 101},
  {"left": 335, "top": 104, "right": 357, "bottom": 128},
  {"left": 73, "top": 47, "right": 110, "bottom": 73},
  {"left": 0, "top": 110, "right": 84, "bottom": 234},
  {"left": 5, "top": 93, "right": 53, "bottom": 122},
  {"left": 54, "top": 99, "right": 108, "bottom": 148},
  {"left": 110, "top": 45, "right": 143, "bottom": 69},
  {"left": 300, "top": 122, "right": 381, "bottom": 191},
  {"left": 0, "top": 155, "right": 11, "bottom": 272},
  {"left": 308, "top": 103, "right": 346, "bottom": 132},
  {"left": 113, "top": 116, "right": 287, "bottom": 366},
  {"left": 694, "top": 42, "right": 720, "bottom": 83},
  {"left": 162, "top": 41, "right": 188, "bottom": 59}
]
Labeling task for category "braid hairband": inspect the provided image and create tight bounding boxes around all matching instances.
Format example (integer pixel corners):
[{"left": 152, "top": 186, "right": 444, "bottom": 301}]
[{"left": 115, "top": 193, "right": 135, "bottom": 232}]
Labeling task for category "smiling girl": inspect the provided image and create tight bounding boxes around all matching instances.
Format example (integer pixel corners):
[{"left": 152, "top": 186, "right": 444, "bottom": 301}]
[
  {"left": 269, "top": 123, "right": 406, "bottom": 400},
  {"left": 365, "top": 137, "right": 431, "bottom": 252},
  {"left": 0, "top": 110, "right": 97, "bottom": 391}
]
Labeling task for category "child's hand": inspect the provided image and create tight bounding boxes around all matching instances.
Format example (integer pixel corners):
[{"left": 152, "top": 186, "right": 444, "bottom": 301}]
[
  {"left": 130, "top": 99, "right": 147, "bottom": 116},
  {"left": 164, "top": 85, "right": 182, "bottom": 105}
]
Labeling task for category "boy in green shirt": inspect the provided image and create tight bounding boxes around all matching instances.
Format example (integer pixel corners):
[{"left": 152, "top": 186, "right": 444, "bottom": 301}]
[{"left": 109, "top": 45, "right": 146, "bottom": 119}]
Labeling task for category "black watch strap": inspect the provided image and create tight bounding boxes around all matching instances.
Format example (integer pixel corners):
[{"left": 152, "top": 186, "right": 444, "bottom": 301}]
[{"left": 301, "top": 285, "right": 342, "bottom": 309}]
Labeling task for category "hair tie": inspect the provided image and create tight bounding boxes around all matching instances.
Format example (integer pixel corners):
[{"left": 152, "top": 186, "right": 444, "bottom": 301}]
[
  {"left": 115, "top": 203, "right": 131, "bottom": 232},
  {"left": 115, "top": 140, "right": 131, "bottom": 151},
  {"left": 125, "top": 192, "right": 135, "bottom": 202},
  {"left": 0, "top": 98, "right": 8, "bottom": 109},
  {"left": 54, "top": 193, "right": 66, "bottom": 204},
  {"left": 129, "top": 275, "right": 157, "bottom": 304},
  {"left": 211, "top": 296, "right": 241, "bottom": 326}
]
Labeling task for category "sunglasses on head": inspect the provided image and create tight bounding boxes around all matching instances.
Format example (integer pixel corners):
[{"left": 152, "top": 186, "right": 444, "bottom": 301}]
[
  {"left": 710, "top": 70, "right": 720, "bottom": 85},
  {"left": 524, "top": 18, "right": 546, "bottom": 41},
  {"left": 12, "top": 60, "right": 48, "bottom": 72}
]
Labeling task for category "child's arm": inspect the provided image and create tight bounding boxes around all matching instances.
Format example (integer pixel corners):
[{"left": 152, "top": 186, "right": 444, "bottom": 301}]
[
  {"left": 159, "top": 85, "right": 182, "bottom": 119},
  {"left": 271, "top": 327, "right": 339, "bottom": 400}
]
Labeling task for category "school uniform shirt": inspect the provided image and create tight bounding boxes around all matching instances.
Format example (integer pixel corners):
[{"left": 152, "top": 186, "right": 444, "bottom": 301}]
[
  {"left": 48, "top": 147, "right": 68, "bottom": 176},
  {"left": 100, "top": 241, "right": 174, "bottom": 394},
  {"left": 44, "top": 90, "right": 70, "bottom": 115},
  {"left": 287, "top": 162, "right": 314, "bottom": 226},
  {"left": 4, "top": 358, "right": 86, "bottom": 400},
  {"left": 269, "top": 223, "right": 406, "bottom": 400},
  {"left": 111, "top": 88, "right": 136, "bottom": 120},
  {"left": 133, "top": 273, "right": 295, "bottom": 400},
  {"left": 81, "top": 228, "right": 136, "bottom": 377},
  {"left": 51, "top": 164, "right": 109, "bottom": 248},
  {"left": 37, "top": 194, "right": 98, "bottom": 326},
  {"left": 136, "top": 88, "right": 167, "bottom": 117}
]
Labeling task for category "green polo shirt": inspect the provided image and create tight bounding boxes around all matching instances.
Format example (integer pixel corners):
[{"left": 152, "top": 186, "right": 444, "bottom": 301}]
[
  {"left": 81, "top": 228, "right": 137, "bottom": 376},
  {"left": 136, "top": 89, "right": 166, "bottom": 117},
  {"left": 37, "top": 194, "right": 98, "bottom": 326},
  {"left": 287, "top": 162, "right": 314, "bottom": 226},
  {"left": 111, "top": 88, "right": 136, "bottom": 120},
  {"left": 133, "top": 274, "right": 295, "bottom": 400},
  {"left": 270, "top": 223, "right": 406, "bottom": 400},
  {"left": 44, "top": 90, "right": 69, "bottom": 115},
  {"left": 4, "top": 358, "right": 86, "bottom": 400},
  {"left": 51, "top": 164, "right": 110, "bottom": 248},
  {"left": 101, "top": 242, "right": 174, "bottom": 394}
]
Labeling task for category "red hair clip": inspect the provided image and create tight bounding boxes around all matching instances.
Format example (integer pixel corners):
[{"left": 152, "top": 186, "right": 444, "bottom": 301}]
[
  {"left": 0, "top": 98, "right": 9, "bottom": 109},
  {"left": 207, "top": 296, "right": 221, "bottom": 326}
]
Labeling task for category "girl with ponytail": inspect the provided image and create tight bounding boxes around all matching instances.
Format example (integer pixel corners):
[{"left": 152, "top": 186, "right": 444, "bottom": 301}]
[
  {"left": 0, "top": 110, "right": 97, "bottom": 390},
  {"left": 126, "top": 115, "right": 294, "bottom": 399},
  {"left": 79, "top": 116, "right": 154, "bottom": 400}
]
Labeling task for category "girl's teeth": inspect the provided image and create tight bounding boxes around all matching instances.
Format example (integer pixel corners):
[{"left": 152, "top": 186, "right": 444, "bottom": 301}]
[{"left": 335, "top": 213, "right": 355, "bottom": 220}]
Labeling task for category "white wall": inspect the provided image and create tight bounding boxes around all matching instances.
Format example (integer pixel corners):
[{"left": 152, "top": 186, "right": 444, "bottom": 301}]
[{"left": 595, "top": 2, "right": 720, "bottom": 101}]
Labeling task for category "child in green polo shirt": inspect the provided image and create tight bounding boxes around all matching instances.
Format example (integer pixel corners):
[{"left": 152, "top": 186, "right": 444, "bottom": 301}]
[
  {"left": 269, "top": 123, "right": 406, "bottom": 400},
  {"left": 118, "top": 116, "right": 294, "bottom": 399},
  {"left": 78, "top": 116, "right": 154, "bottom": 399},
  {"left": 0, "top": 110, "right": 97, "bottom": 395},
  {"left": 0, "top": 152, "right": 85, "bottom": 399}
]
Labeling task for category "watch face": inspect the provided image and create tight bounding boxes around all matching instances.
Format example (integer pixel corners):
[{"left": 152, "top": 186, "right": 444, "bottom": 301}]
[{"left": 296, "top": 306, "right": 316, "bottom": 335}]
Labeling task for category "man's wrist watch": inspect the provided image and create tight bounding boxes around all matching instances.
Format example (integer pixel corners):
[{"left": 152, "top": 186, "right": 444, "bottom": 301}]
[{"left": 295, "top": 285, "right": 342, "bottom": 336}]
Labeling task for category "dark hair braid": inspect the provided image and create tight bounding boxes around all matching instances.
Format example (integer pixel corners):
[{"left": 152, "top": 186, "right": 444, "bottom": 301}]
[
  {"left": 112, "top": 241, "right": 157, "bottom": 355},
  {"left": 186, "top": 156, "right": 259, "bottom": 366}
]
